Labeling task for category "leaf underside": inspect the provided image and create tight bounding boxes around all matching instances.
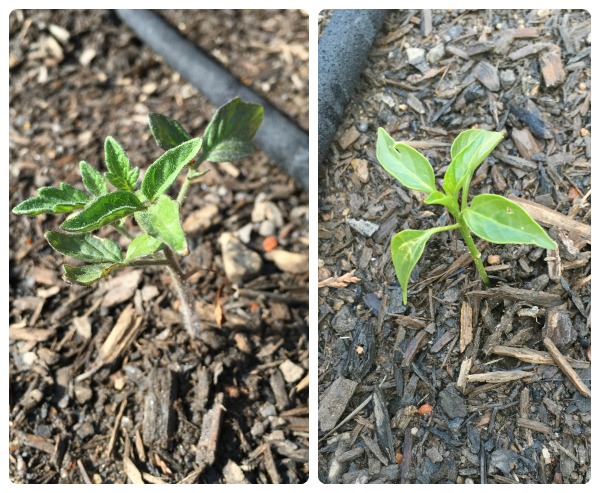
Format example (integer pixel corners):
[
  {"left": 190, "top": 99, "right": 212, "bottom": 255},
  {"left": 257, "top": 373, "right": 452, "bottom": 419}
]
[
  {"left": 63, "top": 262, "right": 122, "bottom": 285},
  {"left": 462, "top": 194, "right": 557, "bottom": 249}
]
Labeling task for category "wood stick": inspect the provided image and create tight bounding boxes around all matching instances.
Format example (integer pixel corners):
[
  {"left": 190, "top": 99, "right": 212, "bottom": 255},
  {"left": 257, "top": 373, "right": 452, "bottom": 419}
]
[
  {"left": 466, "top": 370, "right": 535, "bottom": 384},
  {"left": 543, "top": 338, "right": 591, "bottom": 398},
  {"left": 491, "top": 345, "right": 589, "bottom": 369}
]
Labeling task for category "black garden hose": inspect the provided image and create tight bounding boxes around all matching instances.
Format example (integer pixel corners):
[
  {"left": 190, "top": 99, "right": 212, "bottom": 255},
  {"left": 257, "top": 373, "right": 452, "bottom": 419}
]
[
  {"left": 116, "top": 9, "right": 309, "bottom": 190},
  {"left": 318, "top": 10, "right": 387, "bottom": 167}
]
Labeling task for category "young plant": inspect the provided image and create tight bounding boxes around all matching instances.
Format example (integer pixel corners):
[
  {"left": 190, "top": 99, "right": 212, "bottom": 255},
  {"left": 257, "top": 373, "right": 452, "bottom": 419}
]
[
  {"left": 375, "top": 127, "right": 557, "bottom": 304},
  {"left": 12, "top": 98, "right": 263, "bottom": 338}
]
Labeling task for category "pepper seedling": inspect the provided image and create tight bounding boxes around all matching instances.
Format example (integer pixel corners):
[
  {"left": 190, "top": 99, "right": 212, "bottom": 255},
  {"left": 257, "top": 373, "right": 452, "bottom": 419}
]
[
  {"left": 12, "top": 98, "right": 264, "bottom": 338},
  {"left": 375, "top": 127, "right": 557, "bottom": 304}
]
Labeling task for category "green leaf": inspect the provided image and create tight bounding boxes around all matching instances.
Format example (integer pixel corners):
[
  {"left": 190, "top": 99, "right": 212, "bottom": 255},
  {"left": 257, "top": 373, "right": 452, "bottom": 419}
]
[
  {"left": 443, "top": 129, "right": 503, "bottom": 194},
  {"left": 375, "top": 128, "right": 437, "bottom": 194},
  {"left": 198, "top": 98, "right": 263, "bottom": 162},
  {"left": 424, "top": 190, "right": 456, "bottom": 210},
  {"left": 141, "top": 138, "right": 202, "bottom": 201},
  {"left": 63, "top": 262, "right": 122, "bottom": 285},
  {"left": 134, "top": 195, "right": 188, "bottom": 255},
  {"left": 391, "top": 229, "right": 439, "bottom": 304},
  {"left": 148, "top": 113, "right": 193, "bottom": 151},
  {"left": 104, "top": 136, "right": 139, "bottom": 192},
  {"left": 45, "top": 231, "right": 122, "bottom": 263},
  {"left": 80, "top": 161, "right": 109, "bottom": 197},
  {"left": 61, "top": 191, "right": 145, "bottom": 233},
  {"left": 125, "top": 233, "right": 164, "bottom": 261},
  {"left": 462, "top": 194, "right": 557, "bottom": 249},
  {"left": 12, "top": 183, "right": 89, "bottom": 216}
]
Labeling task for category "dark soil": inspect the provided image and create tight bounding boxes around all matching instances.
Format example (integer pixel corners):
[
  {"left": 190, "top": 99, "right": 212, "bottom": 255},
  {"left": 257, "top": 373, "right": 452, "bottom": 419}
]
[
  {"left": 9, "top": 9, "right": 308, "bottom": 484},
  {"left": 318, "top": 9, "right": 590, "bottom": 484}
]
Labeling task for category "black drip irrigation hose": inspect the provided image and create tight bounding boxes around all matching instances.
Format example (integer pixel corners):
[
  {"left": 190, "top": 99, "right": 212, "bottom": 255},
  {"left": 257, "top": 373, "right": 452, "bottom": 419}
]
[
  {"left": 116, "top": 9, "right": 309, "bottom": 190},
  {"left": 318, "top": 10, "right": 387, "bottom": 167}
]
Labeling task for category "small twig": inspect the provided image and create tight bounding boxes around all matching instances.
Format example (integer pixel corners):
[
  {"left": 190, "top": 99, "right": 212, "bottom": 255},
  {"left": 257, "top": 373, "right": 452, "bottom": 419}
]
[
  {"left": 543, "top": 337, "right": 591, "bottom": 398},
  {"left": 77, "top": 459, "right": 92, "bottom": 484},
  {"left": 105, "top": 399, "right": 127, "bottom": 458}
]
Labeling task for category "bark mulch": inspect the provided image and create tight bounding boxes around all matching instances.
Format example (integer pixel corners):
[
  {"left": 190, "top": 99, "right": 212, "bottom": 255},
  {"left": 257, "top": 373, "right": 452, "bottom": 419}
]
[
  {"left": 9, "top": 9, "right": 308, "bottom": 484},
  {"left": 318, "top": 9, "right": 590, "bottom": 484}
]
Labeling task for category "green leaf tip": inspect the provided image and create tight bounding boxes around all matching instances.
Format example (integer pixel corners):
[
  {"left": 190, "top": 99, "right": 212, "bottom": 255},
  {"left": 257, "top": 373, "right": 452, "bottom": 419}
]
[
  {"left": 148, "top": 113, "right": 193, "bottom": 151},
  {"left": 12, "top": 183, "right": 89, "bottom": 216},
  {"left": 134, "top": 195, "right": 188, "bottom": 255},
  {"left": 462, "top": 194, "right": 557, "bottom": 250},
  {"left": 141, "top": 138, "right": 202, "bottom": 201},
  {"left": 61, "top": 190, "right": 145, "bottom": 233},
  {"left": 104, "top": 136, "right": 139, "bottom": 192},
  {"left": 376, "top": 127, "right": 437, "bottom": 194},
  {"left": 45, "top": 231, "right": 122, "bottom": 263},
  {"left": 199, "top": 98, "right": 263, "bottom": 163}
]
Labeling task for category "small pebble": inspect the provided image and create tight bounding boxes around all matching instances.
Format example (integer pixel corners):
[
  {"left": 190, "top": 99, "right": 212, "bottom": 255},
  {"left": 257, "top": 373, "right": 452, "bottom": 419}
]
[
  {"left": 219, "top": 232, "right": 262, "bottom": 283},
  {"left": 279, "top": 359, "right": 304, "bottom": 383}
]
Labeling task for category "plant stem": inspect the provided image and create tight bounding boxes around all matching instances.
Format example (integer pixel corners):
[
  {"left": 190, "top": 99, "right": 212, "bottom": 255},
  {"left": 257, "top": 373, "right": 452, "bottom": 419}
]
[
  {"left": 127, "top": 259, "right": 169, "bottom": 267},
  {"left": 163, "top": 247, "right": 202, "bottom": 338},
  {"left": 176, "top": 175, "right": 192, "bottom": 205},
  {"left": 457, "top": 221, "right": 490, "bottom": 286},
  {"left": 112, "top": 223, "right": 134, "bottom": 240}
]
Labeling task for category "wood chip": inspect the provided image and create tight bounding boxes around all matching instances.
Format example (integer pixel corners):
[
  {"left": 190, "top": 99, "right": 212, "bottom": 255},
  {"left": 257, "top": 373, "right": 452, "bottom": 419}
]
[
  {"left": 319, "top": 377, "right": 358, "bottom": 432},
  {"left": 512, "top": 127, "right": 541, "bottom": 159},
  {"left": 509, "top": 42, "right": 553, "bottom": 60},
  {"left": 491, "top": 345, "right": 589, "bottom": 369},
  {"left": 264, "top": 249, "right": 308, "bottom": 274},
  {"left": 196, "top": 393, "right": 225, "bottom": 469},
  {"left": 472, "top": 60, "right": 500, "bottom": 91},
  {"left": 9, "top": 326, "right": 56, "bottom": 342},
  {"left": 543, "top": 337, "right": 591, "bottom": 398},
  {"left": 467, "top": 286, "right": 563, "bottom": 307},
  {"left": 540, "top": 45, "right": 566, "bottom": 88},
  {"left": 456, "top": 357, "right": 473, "bottom": 394},
  {"left": 338, "top": 126, "right": 361, "bottom": 150},
  {"left": 459, "top": 301, "right": 473, "bottom": 353},
  {"left": 517, "top": 417, "right": 553, "bottom": 435},
  {"left": 99, "top": 270, "right": 143, "bottom": 308},
  {"left": 143, "top": 367, "right": 175, "bottom": 448},
  {"left": 123, "top": 456, "right": 144, "bottom": 484},
  {"left": 401, "top": 330, "right": 430, "bottom": 368},
  {"left": 466, "top": 370, "right": 535, "bottom": 384}
]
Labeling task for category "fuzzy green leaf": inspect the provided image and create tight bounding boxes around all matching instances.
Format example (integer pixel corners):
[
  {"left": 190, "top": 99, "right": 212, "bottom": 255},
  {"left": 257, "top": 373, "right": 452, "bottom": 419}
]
[
  {"left": 148, "top": 113, "right": 193, "bottom": 151},
  {"left": 61, "top": 191, "right": 145, "bottom": 233},
  {"left": 391, "top": 229, "right": 439, "bottom": 305},
  {"left": 462, "top": 194, "right": 557, "bottom": 249},
  {"left": 125, "top": 233, "right": 164, "bottom": 261},
  {"left": 45, "top": 231, "right": 122, "bottom": 263},
  {"left": 376, "top": 128, "right": 437, "bottom": 193},
  {"left": 443, "top": 129, "right": 503, "bottom": 194},
  {"left": 141, "top": 138, "right": 201, "bottom": 201},
  {"left": 134, "top": 195, "right": 188, "bottom": 255},
  {"left": 63, "top": 262, "right": 122, "bottom": 285},
  {"left": 104, "top": 136, "right": 138, "bottom": 192},
  {"left": 12, "top": 183, "right": 89, "bottom": 216},
  {"left": 199, "top": 98, "right": 263, "bottom": 162},
  {"left": 80, "top": 161, "right": 109, "bottom": 196}
]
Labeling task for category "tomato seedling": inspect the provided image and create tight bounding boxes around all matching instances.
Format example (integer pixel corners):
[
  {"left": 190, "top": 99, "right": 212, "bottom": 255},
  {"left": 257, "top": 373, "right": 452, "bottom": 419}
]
[
  {"left": 13, "top": 98, "right": 263, "bottom": 338},
  {"left": 376, "top": 127, "right": 557, "bottom": 304}
]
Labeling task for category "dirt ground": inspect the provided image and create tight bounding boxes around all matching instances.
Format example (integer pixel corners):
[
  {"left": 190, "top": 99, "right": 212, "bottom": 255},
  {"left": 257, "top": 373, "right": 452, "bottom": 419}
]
[
  {"left": 318, "top": 9, "right": 590, "bottom": 484},
  {"left": 9, "top": 9, "right": 308, "bottom": 484}
]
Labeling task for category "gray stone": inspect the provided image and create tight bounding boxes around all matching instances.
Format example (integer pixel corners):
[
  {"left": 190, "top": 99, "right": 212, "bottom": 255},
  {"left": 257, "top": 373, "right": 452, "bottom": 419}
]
[
  {"left": 438, "top": 384, "right": 467, "bottom": 419},
  {"left": 426, "top": 43, "right": 445, "bottom": 65},
  {"left": 219, "top": 232, "right": 262, "bottom": 283}
]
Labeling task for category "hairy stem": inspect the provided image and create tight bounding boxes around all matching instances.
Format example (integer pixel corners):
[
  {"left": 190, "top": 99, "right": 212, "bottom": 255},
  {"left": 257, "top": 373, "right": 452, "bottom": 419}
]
[
  {"left": 112, "top": 222, "right": 134, "bottom": 240},
  {"left": 163, "top": 247, "right": 202, "bottom": 338},
  {"left": 127, "top": 258, "right": 169, "bottom": 267}
]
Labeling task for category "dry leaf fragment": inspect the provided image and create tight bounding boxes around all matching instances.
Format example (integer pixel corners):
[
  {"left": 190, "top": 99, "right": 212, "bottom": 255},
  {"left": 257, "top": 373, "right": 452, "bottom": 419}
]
[{"left": 318, "top": 271, "right": 361, "bottom": 288}]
